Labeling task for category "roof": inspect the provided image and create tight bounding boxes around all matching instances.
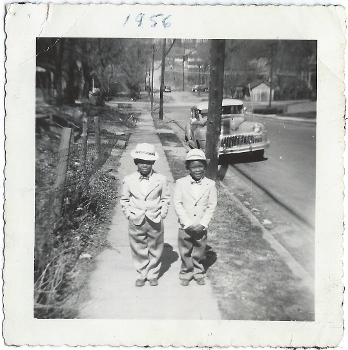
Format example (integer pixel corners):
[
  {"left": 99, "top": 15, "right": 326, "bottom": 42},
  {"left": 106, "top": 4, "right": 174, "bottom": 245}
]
[
  {"left": 248, "top": 79, "right": 270, "bottom": 90},
  {"left": 194, "top": 98, "right": 243, "bottom": 111}
]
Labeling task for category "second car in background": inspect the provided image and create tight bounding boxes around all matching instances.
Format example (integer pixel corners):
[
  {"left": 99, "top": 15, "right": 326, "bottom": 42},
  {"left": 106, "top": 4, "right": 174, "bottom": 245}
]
[{"left": 192, "top": 85, "right": 209, "bottom": 92}]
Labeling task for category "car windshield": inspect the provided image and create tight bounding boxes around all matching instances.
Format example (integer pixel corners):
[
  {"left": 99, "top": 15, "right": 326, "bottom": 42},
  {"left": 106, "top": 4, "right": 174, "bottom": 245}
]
[
  {"left": 197, "top": 109, "right": 208, "bottom": 118},
  {"left": 222, "top": 105, "right": 243, "bottom": 114}
]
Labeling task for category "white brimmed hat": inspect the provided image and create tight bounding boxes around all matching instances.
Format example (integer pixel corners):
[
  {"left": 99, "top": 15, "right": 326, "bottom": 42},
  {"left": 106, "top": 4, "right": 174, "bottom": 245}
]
[
  {"left": 130, "top": 143, "right": 159, "bottom": 161},
  {"left": 185, "top": 149, "right": 210, "bottom": 163}
]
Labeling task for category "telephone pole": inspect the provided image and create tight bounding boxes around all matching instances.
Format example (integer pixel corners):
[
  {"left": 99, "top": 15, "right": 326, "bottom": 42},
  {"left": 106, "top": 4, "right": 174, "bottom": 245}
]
[
  {"left": 159, "top": 38, "right": 166, "bottom": 120},
  {"left": 150, "top": 43, "right": 155, "bottom": 111},
  {"left": 182, "top": 41, "right": 186, "bottom": 91},
  {"left": 205, "top": 39, "right": 226, "bottom": 180},
  {"left": 268, "top": 43, "right": 276, "bottom": 108}
]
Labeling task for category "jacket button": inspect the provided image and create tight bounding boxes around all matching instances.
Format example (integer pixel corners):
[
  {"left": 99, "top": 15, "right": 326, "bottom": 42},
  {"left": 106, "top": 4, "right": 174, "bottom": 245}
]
[
  {"left": 194, "top": 214, "right": 196, "bottom": 216},
  {"left": 194, "top": 204, "right": 197, "bottom": 206}
]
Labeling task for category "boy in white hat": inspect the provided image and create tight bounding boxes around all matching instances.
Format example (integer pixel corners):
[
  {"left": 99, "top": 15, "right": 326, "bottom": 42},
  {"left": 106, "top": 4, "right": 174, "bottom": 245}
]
[
  {"left": 120, "top": 143, "right": 171, "bottom": 287},
  {"left": 174, "top": 149, "right": 217, "bottom": 286}
]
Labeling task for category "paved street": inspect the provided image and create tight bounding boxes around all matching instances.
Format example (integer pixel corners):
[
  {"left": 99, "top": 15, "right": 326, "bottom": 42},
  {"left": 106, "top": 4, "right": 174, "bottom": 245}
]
[{"left": 238, "top": 116, "right": 316, "bottom": 228}]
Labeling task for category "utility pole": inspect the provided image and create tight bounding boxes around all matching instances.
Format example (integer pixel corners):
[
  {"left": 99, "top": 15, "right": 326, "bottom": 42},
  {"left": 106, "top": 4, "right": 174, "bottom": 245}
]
[
  {"left": 182, "top": 41, "right": 186, "bottom": 91},
  {"left": 205, "top": 39, "right": 225, "bottom": 181},
  {"left": 147, "top": 67, "right": 151, "bottom": 96},
  {"left": 198, "top": 65, "right": 201, "bottom": 97},
  {"left": 159, "top": 38, "right": 166, "bottom": 120},
  {"left": 268, "top": 43, "right": 276, "bottom": 108},
  {"left": 150, "top": 43, "right": 155, "bottom": 111}
]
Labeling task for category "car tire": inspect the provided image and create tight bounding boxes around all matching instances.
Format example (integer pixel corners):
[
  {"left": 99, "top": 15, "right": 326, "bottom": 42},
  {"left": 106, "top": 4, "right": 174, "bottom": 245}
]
[{"left": 253, "top": 150, "right": 264, "bottom": 160}]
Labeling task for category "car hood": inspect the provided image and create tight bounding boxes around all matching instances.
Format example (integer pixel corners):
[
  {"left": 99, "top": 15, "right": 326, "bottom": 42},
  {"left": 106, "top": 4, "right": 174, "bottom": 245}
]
[{"left": 221, "top": 116, "right": 246, "bottom": 134}]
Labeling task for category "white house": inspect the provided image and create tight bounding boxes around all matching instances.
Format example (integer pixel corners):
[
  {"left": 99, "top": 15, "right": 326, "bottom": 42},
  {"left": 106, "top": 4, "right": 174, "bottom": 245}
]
[{"left": 249, "top": 80, "right": 274, "bottom": 102}]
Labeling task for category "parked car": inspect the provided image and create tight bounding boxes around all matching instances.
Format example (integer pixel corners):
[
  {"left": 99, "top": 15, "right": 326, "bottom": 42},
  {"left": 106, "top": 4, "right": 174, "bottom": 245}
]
[
  {"left": 185, "top": 99, "right": 270, "bottom": 159},
  {"left": 164, "top": 86, "right": 171, "bottom": 92},
  {"left": 192, "top": 85, "right": 209, "bottom": 92}
]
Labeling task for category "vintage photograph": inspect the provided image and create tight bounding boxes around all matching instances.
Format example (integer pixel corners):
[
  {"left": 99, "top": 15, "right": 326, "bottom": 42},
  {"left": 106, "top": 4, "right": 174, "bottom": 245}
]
[
  {"left": 4, "top": 4, "right": 344, "bottom": 347},
  {"left": 34, "top": 37, "right": 316, "bottom": 320}
]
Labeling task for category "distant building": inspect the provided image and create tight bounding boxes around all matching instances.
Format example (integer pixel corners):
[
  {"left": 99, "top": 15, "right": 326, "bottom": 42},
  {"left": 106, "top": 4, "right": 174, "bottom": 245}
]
[{"left": 248, "top": 80, "right": 273, "bottom": 102}]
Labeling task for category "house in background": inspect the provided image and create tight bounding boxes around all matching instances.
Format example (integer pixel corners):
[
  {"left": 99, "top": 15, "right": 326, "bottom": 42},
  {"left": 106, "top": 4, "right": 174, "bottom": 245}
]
[{"left": 248, "top": 79, "right": 273, "bottom": 102}]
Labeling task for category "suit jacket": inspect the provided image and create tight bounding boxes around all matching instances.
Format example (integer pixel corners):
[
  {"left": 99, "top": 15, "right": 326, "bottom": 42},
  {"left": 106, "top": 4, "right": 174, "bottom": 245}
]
[
  {"left": 120, "top": 171, "right": 171, "bottom": 225},
  {"left": 174, "top": 175, "right": 217, "bottom": 229}
]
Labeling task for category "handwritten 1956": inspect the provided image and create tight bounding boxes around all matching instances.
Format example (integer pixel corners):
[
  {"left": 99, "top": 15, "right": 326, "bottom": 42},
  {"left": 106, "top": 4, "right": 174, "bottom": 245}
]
[{"left": 124, "top": 13, "right": 171, "bottom": 28}]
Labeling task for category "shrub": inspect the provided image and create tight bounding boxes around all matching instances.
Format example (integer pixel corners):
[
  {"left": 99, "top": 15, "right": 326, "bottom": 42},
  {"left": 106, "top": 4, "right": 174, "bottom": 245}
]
[{"left": 34, "top": 170, "right": 118, "bottom": 318}]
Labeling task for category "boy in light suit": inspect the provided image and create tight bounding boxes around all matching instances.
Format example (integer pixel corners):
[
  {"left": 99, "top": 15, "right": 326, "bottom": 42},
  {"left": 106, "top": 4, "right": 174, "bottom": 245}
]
[
  {"left": 174, "top": 149, "right": 217, "bottom": 286},
  {"left": 120, "top": 143, "right": 170, "bottom": 287}
]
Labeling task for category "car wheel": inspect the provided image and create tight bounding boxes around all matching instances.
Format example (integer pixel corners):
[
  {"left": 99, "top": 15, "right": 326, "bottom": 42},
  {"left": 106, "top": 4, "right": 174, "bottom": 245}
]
[{"left": 253, "top": 150, "right": 264, "bottom": 160}]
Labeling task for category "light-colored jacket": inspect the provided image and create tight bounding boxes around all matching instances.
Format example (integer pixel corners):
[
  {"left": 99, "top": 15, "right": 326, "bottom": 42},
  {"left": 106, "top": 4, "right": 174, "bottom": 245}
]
[
  {"left": 174, "top": 175, "right": 217, "bottom": 229},
  {"left": 120, "top": 171, "right": 171, "bottom": 225}
]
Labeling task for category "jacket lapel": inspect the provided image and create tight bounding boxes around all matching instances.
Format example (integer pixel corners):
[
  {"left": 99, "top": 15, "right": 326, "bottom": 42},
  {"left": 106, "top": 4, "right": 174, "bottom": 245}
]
[
  {"left": 130, "top": 172, "right": 146, "bottom": 197},
  {"left": 144, "top": 173, "right": 160, "bottom": 198},
  {"left": 184, "top": 175, "right": 209, "bottom": 201},
  {"left": 193, "top": 177, "right": 210, "bottom": 202},
  {"left": 185, "top": 176, "right": 197, "bottom": 199}
]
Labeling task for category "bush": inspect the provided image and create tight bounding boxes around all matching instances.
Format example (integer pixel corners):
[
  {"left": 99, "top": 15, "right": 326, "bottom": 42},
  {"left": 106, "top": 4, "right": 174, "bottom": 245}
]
[{"left": 34, "top": 169, "right": 118, "bottom": 318}]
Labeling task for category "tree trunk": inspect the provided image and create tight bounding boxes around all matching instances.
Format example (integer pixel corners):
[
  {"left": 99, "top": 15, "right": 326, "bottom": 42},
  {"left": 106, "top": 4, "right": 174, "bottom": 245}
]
[
  {"left": 205, "top": 40, "right": 225, "bottom": 181},
  {"left": 66, "top": 58, "right": 76, "bottom": 104},
  {"left": 55, "top": 39, "right": 65, "bottom": 105},
  {"left": 81, "top": 61, "right": 91, "bottom": 100}
]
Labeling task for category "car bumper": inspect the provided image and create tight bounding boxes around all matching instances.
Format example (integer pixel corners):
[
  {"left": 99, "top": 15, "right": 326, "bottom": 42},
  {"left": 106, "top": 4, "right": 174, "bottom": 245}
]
[{"left": 219, "top": 140, "right": 270, "bottom": 155}]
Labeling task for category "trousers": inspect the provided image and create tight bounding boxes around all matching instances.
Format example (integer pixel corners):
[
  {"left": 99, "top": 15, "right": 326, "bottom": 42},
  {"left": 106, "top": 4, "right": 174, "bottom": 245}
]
[
  {"left": 128, "top": 217, "right": 164, "bottom": 280},
  {"left": 178, "top": 228, "right": 207, "bottom": 281}
]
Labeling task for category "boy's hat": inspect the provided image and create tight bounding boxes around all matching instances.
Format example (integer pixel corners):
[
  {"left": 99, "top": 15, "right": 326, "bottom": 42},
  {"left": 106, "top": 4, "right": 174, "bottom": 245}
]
[
  {"left": 185, "top": 149, "right": 210, "bottom": 164},
  {"left": 130, "top": 143, "right": 159, "bottom": 161}
]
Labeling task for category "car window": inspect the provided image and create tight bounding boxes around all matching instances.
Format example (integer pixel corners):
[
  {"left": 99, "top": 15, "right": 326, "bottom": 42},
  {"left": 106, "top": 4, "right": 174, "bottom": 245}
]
[
  {"left": 222, "top": 105, "right": 243, "bottom": 114},
  {"left": 197, "top": 109, "right": 208, "bottom": 119}
]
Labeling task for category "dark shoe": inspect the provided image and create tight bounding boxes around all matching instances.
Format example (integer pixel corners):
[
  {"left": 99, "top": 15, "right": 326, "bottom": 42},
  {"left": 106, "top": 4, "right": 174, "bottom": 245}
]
[
  {"left": 135, "top": 278, "right": 146, "bottom": 287},
  {"left": 180, "top": 280, "right": 190, "bottom": 286},
  {"left": 195, "top": 278, "right": 205, "bottom": 285},
  {"left": 149, "top": 278, "right": 158, "bottom": 286}
]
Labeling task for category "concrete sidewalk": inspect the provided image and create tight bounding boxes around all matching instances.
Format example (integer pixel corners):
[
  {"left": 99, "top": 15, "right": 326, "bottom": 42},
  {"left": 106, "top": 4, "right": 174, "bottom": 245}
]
[{"left": 79, "top": 111, "right": 221, "bottom": 319}]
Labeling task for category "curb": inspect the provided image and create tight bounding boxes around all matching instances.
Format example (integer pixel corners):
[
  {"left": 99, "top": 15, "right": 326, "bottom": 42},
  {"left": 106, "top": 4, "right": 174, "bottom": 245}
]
[
  {"left": 219, "top": 181, "right": 314, "bottom": 292},
  {"left": 247, "top": 112, "right": 316, "bottom": 124}
]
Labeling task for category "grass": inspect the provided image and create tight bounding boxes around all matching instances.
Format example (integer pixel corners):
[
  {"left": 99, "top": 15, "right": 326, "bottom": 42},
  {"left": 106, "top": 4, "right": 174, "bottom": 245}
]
[
  {"left": 208, "top": 183, "right": 314, "bottom": 321},
  {"left": 154, "top": 115, "right": 314, "bottom": 321},
  {"left": 282, "top": 111, "right": 316, "bottom": 119}
]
